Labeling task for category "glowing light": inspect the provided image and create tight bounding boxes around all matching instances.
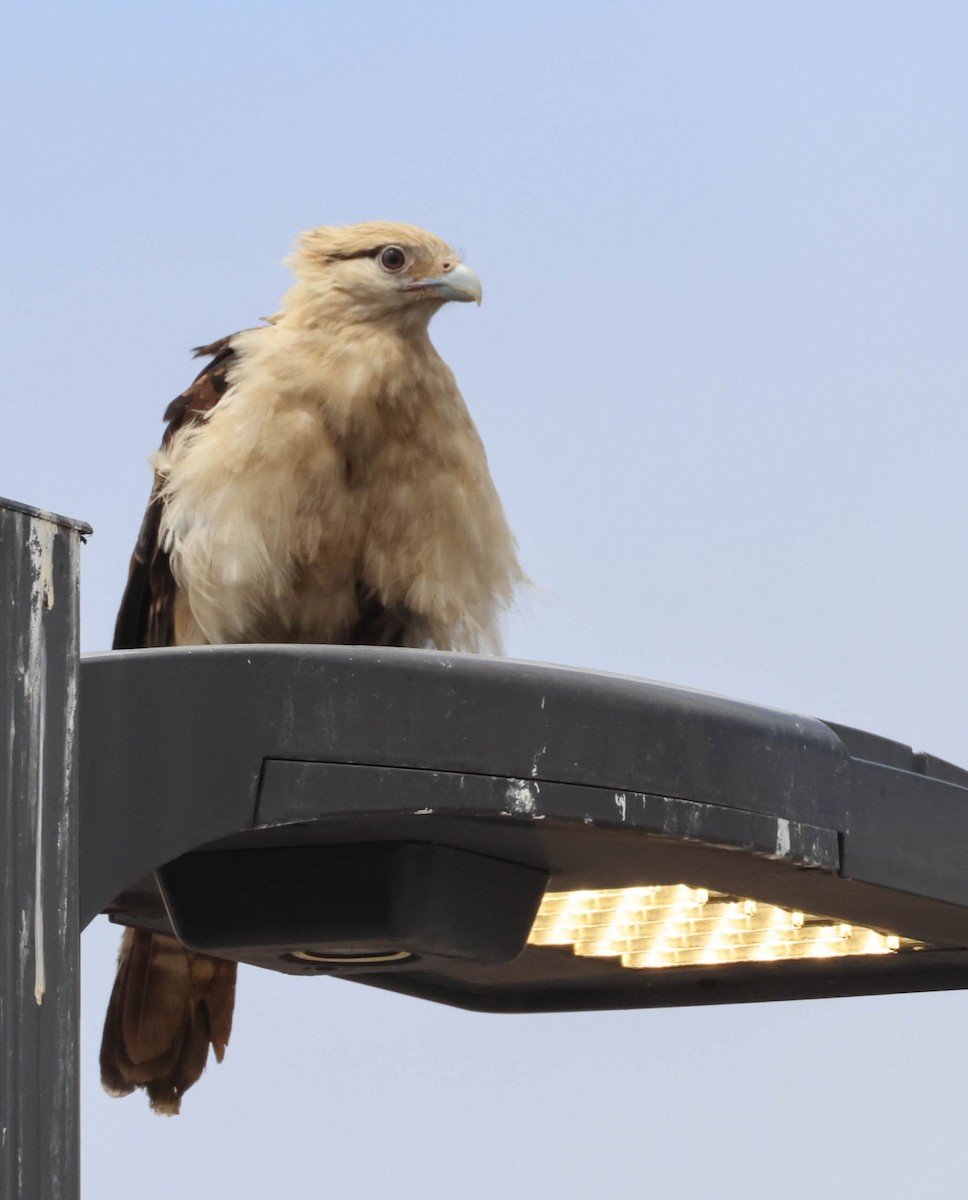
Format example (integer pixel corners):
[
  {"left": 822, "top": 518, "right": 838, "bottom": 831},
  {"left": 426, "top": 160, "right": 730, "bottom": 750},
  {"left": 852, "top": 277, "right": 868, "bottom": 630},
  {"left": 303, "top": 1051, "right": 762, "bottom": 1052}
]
[{"left": 527, "top": 885, "right": 928, "bottom": 969}]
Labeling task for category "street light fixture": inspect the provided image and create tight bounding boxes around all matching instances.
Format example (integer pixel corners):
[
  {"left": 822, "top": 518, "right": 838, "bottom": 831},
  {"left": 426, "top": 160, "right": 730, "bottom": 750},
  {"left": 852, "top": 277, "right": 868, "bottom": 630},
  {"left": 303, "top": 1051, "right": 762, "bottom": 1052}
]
[{"left": 81, "top": 644, "right": 968, "bottom": 1013}]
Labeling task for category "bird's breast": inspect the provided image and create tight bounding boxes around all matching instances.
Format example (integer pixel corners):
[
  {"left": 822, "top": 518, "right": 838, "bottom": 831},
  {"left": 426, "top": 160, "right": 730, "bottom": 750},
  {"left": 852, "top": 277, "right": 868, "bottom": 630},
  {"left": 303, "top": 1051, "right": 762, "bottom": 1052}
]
[{"left": 159, "top": 343, "right": 515, "bottom": 650}]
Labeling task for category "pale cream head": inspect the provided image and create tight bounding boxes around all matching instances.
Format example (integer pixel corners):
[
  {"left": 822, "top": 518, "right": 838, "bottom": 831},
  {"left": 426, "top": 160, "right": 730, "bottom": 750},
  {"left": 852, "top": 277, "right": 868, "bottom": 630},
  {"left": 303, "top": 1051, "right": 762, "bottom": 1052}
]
[{"left": 285, "top": 221, "right": 482, "bottom": 328}]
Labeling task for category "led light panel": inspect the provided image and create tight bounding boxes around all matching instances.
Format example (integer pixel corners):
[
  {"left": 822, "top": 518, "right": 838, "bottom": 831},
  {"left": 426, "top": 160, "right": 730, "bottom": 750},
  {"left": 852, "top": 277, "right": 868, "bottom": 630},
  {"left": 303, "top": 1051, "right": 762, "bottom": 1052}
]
[{"left": 528, "top": 885, "right": 928, "bottom": 969}]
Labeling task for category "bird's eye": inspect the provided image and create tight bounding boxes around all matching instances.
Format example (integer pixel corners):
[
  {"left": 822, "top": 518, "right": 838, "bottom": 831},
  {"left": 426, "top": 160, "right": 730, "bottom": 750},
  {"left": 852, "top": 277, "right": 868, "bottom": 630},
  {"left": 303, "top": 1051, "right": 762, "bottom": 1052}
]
[{"left": 379, "top": 245, "right": 407, "bottom": 272}]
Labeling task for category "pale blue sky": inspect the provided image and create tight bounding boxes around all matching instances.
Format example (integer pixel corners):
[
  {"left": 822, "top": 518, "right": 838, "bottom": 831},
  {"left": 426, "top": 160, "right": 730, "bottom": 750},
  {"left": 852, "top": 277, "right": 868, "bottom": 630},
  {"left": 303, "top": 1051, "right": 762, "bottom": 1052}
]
[{"left": 4, "top": 3, "right": 968, "bottom": 1196}]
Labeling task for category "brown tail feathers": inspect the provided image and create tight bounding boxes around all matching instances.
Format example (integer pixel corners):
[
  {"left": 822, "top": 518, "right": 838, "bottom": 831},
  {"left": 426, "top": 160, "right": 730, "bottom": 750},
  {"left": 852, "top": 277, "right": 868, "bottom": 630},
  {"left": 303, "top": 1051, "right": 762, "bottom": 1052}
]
[{"left": 100, "top": 928, "right": 237, "bottom": 1115}]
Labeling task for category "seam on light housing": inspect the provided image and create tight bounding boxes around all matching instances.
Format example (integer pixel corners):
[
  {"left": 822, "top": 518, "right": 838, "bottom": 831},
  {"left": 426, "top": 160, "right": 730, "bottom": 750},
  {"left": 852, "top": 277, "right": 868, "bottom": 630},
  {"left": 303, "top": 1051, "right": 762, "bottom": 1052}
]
[{"left": 528, "top": 885, "right": 930, "bottom": 969}]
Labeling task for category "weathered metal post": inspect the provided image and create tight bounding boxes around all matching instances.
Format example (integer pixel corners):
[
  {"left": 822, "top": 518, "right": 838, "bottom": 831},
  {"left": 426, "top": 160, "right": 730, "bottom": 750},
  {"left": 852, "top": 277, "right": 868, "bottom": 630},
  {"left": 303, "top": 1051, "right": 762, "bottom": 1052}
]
[{"left": 1, "top": 498, "right": 89, "bottom": 1200}]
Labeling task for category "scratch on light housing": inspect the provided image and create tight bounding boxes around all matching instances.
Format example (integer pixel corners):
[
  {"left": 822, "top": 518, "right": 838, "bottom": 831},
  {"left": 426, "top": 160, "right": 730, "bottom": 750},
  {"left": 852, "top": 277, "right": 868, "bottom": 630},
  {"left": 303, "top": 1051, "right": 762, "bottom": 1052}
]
[{"left": 528, "top": 885, "right": 928, "bottom": 968}]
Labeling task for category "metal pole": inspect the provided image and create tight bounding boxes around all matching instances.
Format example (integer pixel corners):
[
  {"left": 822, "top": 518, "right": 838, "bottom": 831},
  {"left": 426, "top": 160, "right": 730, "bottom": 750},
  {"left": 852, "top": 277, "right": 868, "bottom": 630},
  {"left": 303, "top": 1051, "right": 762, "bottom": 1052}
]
[{"left": 1, "top": 498, "right": 89, "bottom": 1200}]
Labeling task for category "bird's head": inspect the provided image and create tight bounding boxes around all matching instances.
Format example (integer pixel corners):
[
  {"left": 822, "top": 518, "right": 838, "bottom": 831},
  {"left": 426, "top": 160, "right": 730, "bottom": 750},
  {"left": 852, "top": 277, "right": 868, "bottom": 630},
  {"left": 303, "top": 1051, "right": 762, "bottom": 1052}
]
[{"left": 285, "top": 221, "right": 482, "bottom": 331}]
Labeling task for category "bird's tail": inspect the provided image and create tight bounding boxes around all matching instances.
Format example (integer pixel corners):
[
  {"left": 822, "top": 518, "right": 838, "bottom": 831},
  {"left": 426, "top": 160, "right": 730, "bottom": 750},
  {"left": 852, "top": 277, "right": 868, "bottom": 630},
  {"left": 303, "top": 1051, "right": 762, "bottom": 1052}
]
[{"left": 99, "top": 928, "right": 237, "bottom": 1116}]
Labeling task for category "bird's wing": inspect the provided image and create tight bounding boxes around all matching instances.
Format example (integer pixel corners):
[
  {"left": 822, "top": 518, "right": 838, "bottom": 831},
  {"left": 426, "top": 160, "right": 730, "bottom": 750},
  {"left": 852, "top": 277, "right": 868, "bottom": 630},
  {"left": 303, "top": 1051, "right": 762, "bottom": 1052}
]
[{"left": 112, "top": 337, "right": 237, "bottom": 650}]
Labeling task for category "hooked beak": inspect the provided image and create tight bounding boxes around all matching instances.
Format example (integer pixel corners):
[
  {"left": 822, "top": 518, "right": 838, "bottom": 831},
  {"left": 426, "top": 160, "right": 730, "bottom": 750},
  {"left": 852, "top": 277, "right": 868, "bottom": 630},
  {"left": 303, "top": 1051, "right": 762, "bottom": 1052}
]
[{"left": 404, "top": 261, "right": 483, "bottom": 305}]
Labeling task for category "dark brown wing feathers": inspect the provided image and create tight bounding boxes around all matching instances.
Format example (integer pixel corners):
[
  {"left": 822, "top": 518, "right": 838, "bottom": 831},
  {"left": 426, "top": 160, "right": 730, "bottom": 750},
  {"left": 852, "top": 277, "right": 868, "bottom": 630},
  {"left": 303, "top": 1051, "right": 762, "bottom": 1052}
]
[{"left": 112, "top": 338, "right": 237, "bottom": 650}]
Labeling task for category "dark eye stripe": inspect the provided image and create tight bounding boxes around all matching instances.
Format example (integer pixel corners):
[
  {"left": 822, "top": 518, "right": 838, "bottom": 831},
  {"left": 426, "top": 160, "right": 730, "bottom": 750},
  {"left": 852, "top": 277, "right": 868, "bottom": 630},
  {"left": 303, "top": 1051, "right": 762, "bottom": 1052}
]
[{"left": 327, "top": 245, "right": 385, "bottom": 262}]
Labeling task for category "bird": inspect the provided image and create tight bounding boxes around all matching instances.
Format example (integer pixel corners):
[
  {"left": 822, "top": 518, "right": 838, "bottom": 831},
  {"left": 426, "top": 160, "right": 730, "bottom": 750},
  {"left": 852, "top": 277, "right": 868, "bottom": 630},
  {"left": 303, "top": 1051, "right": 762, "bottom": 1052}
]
[{"left": 99, "top": 221, "right": 524, "bottom": 1114}]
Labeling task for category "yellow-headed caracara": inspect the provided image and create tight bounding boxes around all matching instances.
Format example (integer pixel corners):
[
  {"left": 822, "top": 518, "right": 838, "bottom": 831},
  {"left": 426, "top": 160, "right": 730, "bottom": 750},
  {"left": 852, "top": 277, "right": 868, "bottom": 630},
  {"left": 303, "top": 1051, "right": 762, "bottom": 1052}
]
[{"left": 100, "top": 222, "right": 524, "bottom": 1114}]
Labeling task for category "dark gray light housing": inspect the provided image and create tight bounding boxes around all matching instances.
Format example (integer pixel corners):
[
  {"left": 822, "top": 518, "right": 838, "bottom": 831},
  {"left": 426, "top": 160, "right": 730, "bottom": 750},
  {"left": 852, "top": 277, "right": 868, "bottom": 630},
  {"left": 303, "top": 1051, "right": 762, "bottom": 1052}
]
[
  {"left": 81, "top": 646, "right": 968, "bottom": 1012},
  {"left": 158, "top": 841, "right": 548, "bottom": 972}
]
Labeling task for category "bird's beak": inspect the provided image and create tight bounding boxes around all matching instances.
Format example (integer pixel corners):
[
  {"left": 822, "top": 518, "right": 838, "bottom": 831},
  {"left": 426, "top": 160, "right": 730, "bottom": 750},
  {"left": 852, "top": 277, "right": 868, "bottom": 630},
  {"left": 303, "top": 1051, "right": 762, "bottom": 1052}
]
[{"left": 404, "top": 262, "right": 483, "bottom": 306}]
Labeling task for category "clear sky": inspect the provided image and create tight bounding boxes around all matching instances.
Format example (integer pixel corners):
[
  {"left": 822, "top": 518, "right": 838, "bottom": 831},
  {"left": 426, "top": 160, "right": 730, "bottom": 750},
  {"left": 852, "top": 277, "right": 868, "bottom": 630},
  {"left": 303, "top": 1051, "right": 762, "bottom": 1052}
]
[{"left": 4, "top": 2, "right": 968, "bottom": 1196}]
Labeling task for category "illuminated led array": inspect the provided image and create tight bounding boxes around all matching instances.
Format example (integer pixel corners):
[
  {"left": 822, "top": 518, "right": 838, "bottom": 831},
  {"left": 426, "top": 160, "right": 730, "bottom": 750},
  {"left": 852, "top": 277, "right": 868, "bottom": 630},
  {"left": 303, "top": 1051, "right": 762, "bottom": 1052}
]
[{"left": 528, "top": 885, "right": 927, "bottom": 969}]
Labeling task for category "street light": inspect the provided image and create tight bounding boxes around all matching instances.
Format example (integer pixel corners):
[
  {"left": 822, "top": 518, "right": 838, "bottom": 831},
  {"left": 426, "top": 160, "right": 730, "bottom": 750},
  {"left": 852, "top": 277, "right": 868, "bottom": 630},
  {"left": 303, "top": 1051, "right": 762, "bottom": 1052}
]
[{"left": 82, "top": 644, "right": 968, "bottom": 1013}]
